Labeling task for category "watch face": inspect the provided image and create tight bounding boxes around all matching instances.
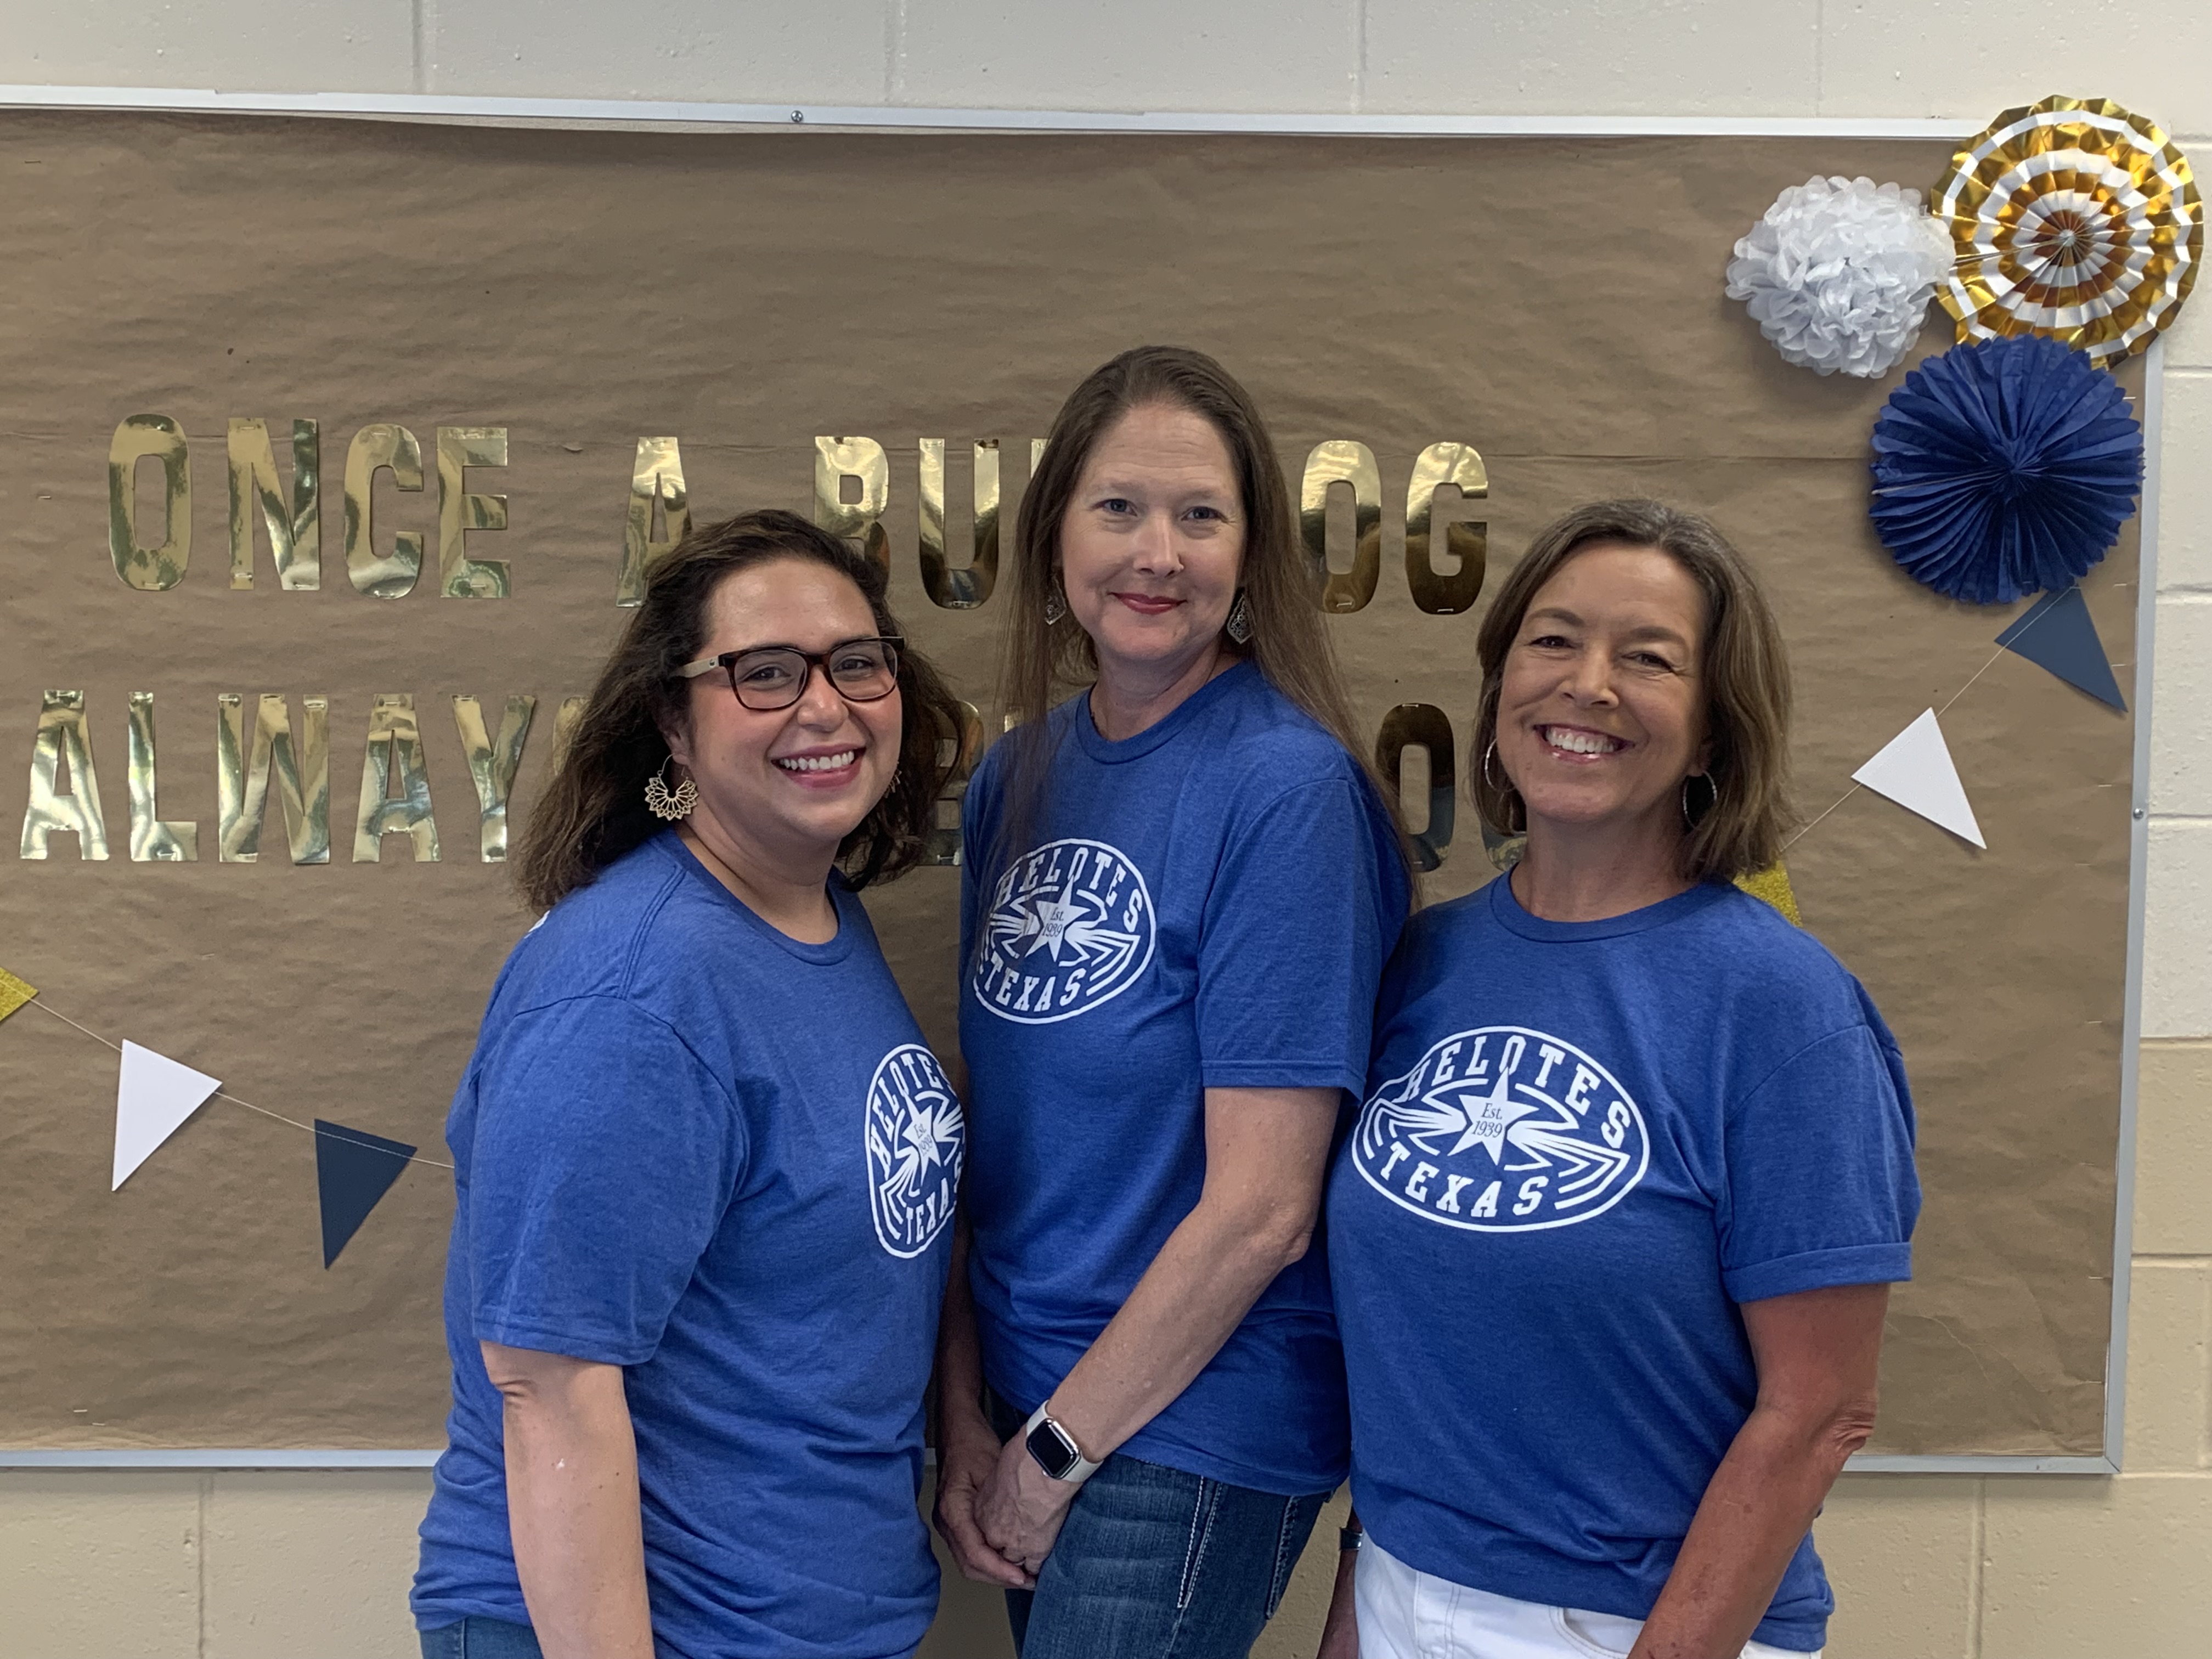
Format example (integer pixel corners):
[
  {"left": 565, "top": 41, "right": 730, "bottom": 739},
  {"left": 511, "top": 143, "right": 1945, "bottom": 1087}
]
[{"left": 1026, "top": 1419, "right": 1080, "bottom": 1480}]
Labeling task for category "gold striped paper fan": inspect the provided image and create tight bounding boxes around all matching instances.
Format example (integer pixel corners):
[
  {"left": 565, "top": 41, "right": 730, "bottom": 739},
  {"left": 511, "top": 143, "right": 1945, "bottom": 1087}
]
[{"left": 1935, "top": 94, "right": 2201, "bottom": 364}]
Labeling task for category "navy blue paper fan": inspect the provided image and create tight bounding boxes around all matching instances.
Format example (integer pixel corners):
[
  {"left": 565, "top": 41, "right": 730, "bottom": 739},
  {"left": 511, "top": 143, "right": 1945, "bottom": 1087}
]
[{"left": 1869, "top": 335, "right": 2144, "bottom": 605}]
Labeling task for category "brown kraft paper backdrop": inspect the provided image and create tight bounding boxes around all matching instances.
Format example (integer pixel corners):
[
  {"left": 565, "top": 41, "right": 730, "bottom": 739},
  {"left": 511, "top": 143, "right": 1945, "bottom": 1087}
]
[{"left": 0, "top": 113, "right": 2132, "bottom": 1455}]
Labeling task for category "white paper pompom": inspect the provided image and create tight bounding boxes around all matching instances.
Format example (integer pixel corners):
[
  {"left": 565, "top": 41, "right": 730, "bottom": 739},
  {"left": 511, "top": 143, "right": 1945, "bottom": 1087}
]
[{"left": 1725, "top": 176, "right": 1953, "bottom": 378}]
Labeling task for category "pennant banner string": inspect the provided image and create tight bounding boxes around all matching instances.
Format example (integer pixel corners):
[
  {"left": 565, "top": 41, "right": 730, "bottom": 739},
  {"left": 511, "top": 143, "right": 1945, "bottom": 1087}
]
[
  {"left": 1784, "top": 582, "right": 2101, "bottom": 853},
  {"left": 3, "top": 585, "right": 2125, "bottom": 1154},
  {"left": 16, "top": 993, "right": 453, "bottom": 1170}
]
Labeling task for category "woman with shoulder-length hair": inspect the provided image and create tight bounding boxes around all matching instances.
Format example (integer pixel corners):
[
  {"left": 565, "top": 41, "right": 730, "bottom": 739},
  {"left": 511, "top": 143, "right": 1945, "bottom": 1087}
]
[
  {"left": 410, "top": 509, "right": 969, "bottom": 1659},
  {"left": 1318, "top": 500, "right": 1920, "bottom": 1659},
  {"left": 930, "top": 345, "right": 1413, "bottom": 1658}
]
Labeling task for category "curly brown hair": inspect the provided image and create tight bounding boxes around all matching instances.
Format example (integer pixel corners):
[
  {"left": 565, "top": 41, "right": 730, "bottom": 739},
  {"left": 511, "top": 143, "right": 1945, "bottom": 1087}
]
[{"left": 513, "top": 509, "right": 964, "bottom": 911}]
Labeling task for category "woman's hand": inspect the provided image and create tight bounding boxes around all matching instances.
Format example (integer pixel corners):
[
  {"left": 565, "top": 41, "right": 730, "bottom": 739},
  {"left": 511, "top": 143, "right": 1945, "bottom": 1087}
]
[
  {"left": 975, "top": 1427, "right": 1080, "bottom": 1576},
  {"left": 933, "top": 1401, "right": 1035, "bottom": 1589},
  {"left": 1315, "top": 1531, "right": 1361, "bottom": 1659},
  {"left": 929, "top": 1212, "right": 1035, "bottom": 1588}
]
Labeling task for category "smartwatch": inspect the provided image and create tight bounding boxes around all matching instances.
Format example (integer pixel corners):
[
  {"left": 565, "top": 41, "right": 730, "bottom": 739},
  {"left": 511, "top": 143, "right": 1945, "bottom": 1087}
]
[{"left": 1023, "top": 1403, "right": 1102, "bottom": 1485}]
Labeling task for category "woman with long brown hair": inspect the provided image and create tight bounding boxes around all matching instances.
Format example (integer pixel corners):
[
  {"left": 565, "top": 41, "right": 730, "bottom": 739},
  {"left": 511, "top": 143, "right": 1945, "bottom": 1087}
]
[
  {"left": 1320, "top": 501, "right": 1918, "bottom": 1659},
  {"left": 931, "top": 346, "right": 1412, "bottom": 1658},
  {"left": 411, "top": 510, "right": 969, "bottom": 1659}
]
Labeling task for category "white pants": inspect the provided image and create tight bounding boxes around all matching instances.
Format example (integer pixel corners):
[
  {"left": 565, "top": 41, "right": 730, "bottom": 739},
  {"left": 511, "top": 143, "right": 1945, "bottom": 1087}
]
[{"left": 1354, "top": 1536, "right": 1820, "bottom": 1659}]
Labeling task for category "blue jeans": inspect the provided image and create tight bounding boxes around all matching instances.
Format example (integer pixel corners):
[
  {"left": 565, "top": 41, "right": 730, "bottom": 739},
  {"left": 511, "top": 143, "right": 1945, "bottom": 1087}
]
[
  {"left": 990, "top": 1395, "right": 1328, "bottom": 1659},
  {"left": 419, "top": 1618, "right": 543, "bottom": 1659}
]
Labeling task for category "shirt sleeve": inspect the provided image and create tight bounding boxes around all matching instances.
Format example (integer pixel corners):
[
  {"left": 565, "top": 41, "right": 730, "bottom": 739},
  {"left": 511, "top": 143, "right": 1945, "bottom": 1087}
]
[
  {"left": 1195, "top": 776, "right": 1408, "bottom": 1093},
  {"left": 1718, "top": 1023, "right": 1921, "bottom": 1304},
  {"left": 462, "top": 996, "right": 748, "bottom": 1365}
]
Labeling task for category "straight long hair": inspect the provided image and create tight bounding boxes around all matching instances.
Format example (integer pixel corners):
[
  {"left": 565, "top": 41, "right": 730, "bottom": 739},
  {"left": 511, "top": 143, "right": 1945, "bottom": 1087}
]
[
  {"left": 986, "top": 345, "right": 1408, "bottom": 896},
  {"left": 1468, "top": 499, "right": 1797, "bottom": 881},
  {"left": 513, "top": 509, "right": 964, "bottom": 911}
]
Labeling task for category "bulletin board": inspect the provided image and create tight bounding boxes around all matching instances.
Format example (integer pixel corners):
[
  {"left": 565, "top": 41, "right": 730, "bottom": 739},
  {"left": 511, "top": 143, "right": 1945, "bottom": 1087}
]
[{"left": 0, "top": 111, "right": 2137, "bottom": 1458}]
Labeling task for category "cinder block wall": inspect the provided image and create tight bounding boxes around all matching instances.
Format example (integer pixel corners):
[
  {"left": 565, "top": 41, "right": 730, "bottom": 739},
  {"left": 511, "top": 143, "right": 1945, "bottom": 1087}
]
[{"left": 2, "top": 6, "right": 2207, "bottom": 1655}]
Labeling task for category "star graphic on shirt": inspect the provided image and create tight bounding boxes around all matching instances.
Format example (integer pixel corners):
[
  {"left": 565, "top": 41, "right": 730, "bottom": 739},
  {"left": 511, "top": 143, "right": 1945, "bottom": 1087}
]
[
  {"left": 1027, "top": 890, "right": 1084, "bottom": 962},
  {"left": 1428, "top": 1071, "right": 1539, "bottom": 1165},
  {"left": 902, "top": 1094, "right": 952, "bottom": 1173},
  {"left": 884, "top": 1087, "right": 964, "bottom": 1205}
]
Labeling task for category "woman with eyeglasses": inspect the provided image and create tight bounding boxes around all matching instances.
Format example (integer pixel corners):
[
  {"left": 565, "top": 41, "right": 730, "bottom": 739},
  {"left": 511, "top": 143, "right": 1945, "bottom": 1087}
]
[
  {"left": 411, "top": 510, "right": 968, "bottom": 1659},
  {"left": 930, "top": 346, "right": 1412, "bottom": 1658}
]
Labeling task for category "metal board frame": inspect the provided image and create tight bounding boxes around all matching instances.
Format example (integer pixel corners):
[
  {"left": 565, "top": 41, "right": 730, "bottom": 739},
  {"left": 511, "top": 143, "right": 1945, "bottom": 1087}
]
[{"left": 0, "top": 85, "right": 2145, "bottom": 1474}]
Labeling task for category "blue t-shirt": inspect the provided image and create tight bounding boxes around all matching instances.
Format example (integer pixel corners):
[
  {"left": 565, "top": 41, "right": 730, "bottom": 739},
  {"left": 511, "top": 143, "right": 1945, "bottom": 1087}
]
[
  {"left": 412, "top": 833, "right": 963, "bottom": 1659},
  {"left": 958, "top": 661, "right": 1409, "bottom": 1496},
  {"left": 1327, "top": 876, "right": 1919, "bottom": 1652}
]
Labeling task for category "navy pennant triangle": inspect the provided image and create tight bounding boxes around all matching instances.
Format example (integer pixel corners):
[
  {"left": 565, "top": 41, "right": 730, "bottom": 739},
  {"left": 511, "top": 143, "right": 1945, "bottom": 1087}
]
[
  {"left": 1996, "top": 584, "right": 2126, "bottom": 711},
  {"left": 315, "top": 1119, "right": 416, "bottom": 1268}
]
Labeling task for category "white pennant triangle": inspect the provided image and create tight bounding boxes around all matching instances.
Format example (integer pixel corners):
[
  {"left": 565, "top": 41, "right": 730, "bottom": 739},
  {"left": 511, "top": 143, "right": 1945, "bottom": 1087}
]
[
  {"left": 1852, "top": 708, "right": 1986, "bottom": 849},
  {"left": 112, "top": 1040, "right": 222, "bottom": 1190}
]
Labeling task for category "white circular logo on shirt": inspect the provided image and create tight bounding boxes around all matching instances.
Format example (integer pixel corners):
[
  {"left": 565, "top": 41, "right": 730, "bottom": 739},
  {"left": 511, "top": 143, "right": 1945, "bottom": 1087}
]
[
  {"left": 865, "top": 1043, "right": 965, "bottom": 1259},
  {"left": 972, "top": 838, "right": 1156, "bottom": 1024},
  {"left": 1353, "top": 1025, "right": 1648, "bottom": 1232}
]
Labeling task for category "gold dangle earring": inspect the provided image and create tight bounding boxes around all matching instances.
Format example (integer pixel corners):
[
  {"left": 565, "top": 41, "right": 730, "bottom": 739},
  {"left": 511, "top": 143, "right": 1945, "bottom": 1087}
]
[
  {"left": 1224, "top": 588, "right": 1254, "bottom": 646},
  {"left": 645, "top": 757, "right": 698, "bottom": 822}
]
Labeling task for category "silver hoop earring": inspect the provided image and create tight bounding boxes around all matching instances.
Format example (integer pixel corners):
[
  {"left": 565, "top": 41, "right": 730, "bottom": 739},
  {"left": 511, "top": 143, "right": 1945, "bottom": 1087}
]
[
  {"left": 645, "top": 757, "right": 697, "bottom": 822},
  {"left": 1224, "top": 589, "right": 1254, "bottom": 646},
  {"left": 1483, "top": 740, "right": 1526, "bottom": 834},
  {"left": 1482, "top": 740, "right": 1510, "bottom": 793},
  {"left": 1043, "top": 580, "right": 1068, "bottom": 626},
  {"left": 1681, "top": 772, "right": 1717, "bottom": 829}
]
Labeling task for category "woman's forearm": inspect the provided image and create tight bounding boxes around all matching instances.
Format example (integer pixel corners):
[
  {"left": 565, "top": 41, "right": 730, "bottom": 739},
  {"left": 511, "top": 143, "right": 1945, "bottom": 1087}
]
[
  {"left": 933, "top": 1216, "right": 990, "bottom": 1435},
  {"left": 1316, "top": 1510, "right": 1361, "bottom": 1659},
  {"left": 929, "top": 1216, "right": 1038, "bottom": 1588},
  {"left": 484, "top": 1343, "right": 656, "bottom": 1659},
  {"left": 1628, "top": 1404, "right": 1864, "bottom": 1659},
  {"left": 1043, "top": 1085, "right": 1335, "bottom": 1459},
  {"left": 1048, "top": 1197, "right": 1303, "bottom": 1457},
  {"left": 1633, "top": 1283, "right": 1887, "bottom": 1659}
]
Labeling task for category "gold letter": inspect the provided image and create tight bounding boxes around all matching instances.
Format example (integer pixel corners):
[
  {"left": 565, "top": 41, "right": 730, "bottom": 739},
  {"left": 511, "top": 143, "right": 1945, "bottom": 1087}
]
[
  {"left": 1375, "top": 704, "right": 1456, "bottom": 872},
  {"left": 618, "top": 437, "right": 691, "bottom": 607},
  {"left": 353, "top": 694, "right": 440, "bottom": 861},
  {"left": 452, "top": 695, "right": 537, "bottom": 862},
  {"left": 1301, "top": 441, "right": 1384, "bottom": 614},
  {"left": 919, "top": 440, "right": 1001, "bottom": 610},
  {"left": 217, "top": 693, "right": 331, "bottom": 864},
  {"left": 107, "top": 414, "right": 191, "bottom": 591},
  {"left": 344, "top": 424, "right": 425, "bottom": 599},
  {"left": 924, "top": 701, "right": 986, "bottom": 866},
  {"left": 20, "top": 690, "right": 109, "bottom": 859},
  {"left": 128, "top": 692, "right": 198, "bottom": 861},
  {"left": 437, "top": 427, "right": 510, "bottom": 599},
  {"left": 1406, "top": 443, "right": 1488, "bottom": 615},
  {"left": 813, "top": 436, "right": 889, "bottom": 573},
  {"left": 228, "top": 417, "right": 321, "bottom": 590},
  {"left": 555, "top": 696, "right": 588, "bottom": 757}
]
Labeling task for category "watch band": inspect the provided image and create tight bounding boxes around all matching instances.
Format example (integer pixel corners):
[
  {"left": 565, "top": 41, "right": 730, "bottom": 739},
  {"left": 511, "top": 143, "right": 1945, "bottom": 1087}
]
[
  {"left": 1023, "top": 1403, "right": 1102, "bottom": 1485},
  {"left": 1339, "top": 1525, "right": 1365, "bottom": 1553}
]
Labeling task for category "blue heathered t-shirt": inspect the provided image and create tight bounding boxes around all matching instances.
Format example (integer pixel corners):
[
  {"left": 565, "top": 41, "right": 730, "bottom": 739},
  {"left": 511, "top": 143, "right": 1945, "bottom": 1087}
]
[
  {"left": 958, "top": 661, "right": 1408, "bottom": 1497},
  {"left": 1327, "top": 876, "right": 1919, "bottom": 1653},
  {"left": 411, "top": 833, "right": 963, "bottom": 1659}
]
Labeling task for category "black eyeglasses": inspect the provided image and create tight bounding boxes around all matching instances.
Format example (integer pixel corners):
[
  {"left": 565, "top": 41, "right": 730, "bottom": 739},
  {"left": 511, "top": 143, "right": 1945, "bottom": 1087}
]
[{"left": 676, "top": 636, "right": 904, "bottom": 712}]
